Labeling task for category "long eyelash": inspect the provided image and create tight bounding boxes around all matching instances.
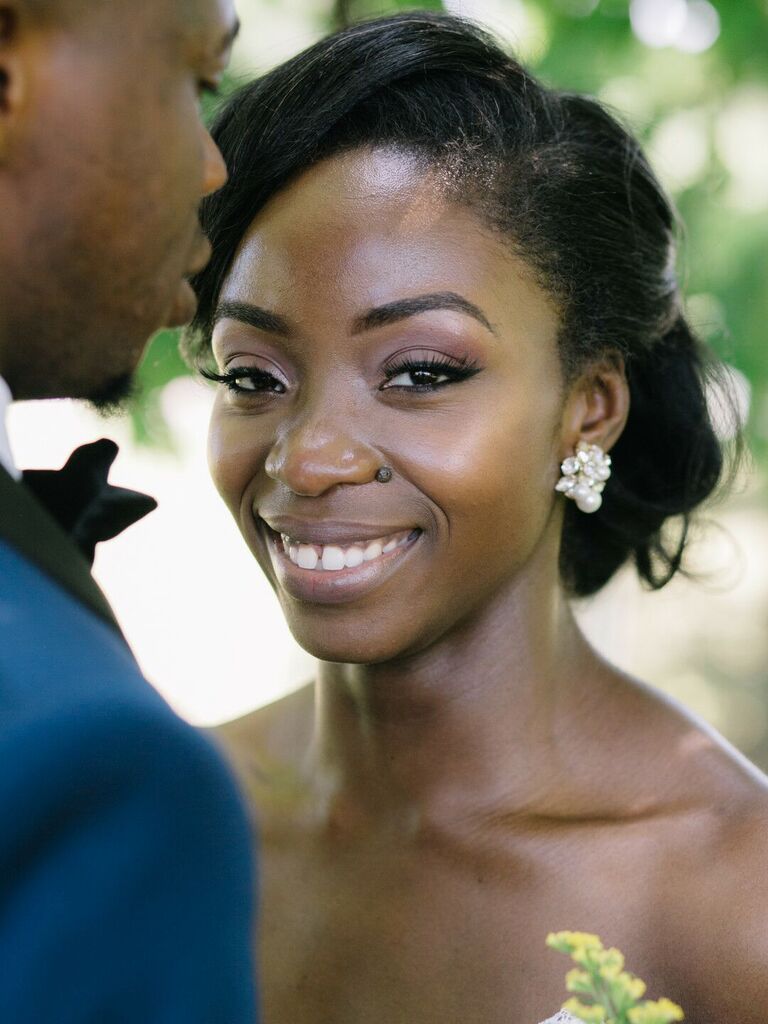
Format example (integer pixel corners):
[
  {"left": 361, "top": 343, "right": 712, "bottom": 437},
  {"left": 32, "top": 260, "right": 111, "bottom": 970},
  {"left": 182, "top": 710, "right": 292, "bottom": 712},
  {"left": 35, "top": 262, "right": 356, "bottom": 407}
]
[
  {"left": 200, "top": 366, "right": 285, "bottom": 394},
  {"left": 382, "top": 353, "right": 480, "bottom": 389}
]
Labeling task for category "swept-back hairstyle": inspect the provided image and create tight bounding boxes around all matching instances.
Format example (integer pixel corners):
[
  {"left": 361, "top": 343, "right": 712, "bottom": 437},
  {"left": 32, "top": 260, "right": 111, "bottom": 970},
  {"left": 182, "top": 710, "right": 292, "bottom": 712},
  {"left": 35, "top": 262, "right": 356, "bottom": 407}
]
[{"left": 186, "top": 11, "right": 730, "bottom": 598}]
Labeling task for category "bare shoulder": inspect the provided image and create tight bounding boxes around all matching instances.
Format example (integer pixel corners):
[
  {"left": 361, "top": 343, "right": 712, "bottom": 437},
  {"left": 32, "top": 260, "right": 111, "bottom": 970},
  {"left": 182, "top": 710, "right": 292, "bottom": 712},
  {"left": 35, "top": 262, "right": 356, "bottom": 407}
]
[
  {"left": 589, "top": 659, "right": 768, "bottom": 812},
  {"left": 207, "top": 683, "right": 315, "bottom": 816},
  {"left": 214, "top": 683, "right": 314, "bottom": 760},
  {"left": 661, "top": 789, "right": 768, "bottom": 1019},
  {"left": 612, "top": 671, "right": 768, "bottom": 1016}
]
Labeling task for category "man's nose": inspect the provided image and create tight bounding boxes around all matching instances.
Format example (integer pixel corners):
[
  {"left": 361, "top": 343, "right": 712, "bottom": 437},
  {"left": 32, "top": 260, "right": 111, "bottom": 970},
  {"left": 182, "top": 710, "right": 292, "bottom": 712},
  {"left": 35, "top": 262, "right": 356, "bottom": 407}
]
[
  {"left": 264, "top": 415, "right": 381, "bottom": 497},
  {"left": 202, "top": 129, "right": 228, "bottom": 197}
]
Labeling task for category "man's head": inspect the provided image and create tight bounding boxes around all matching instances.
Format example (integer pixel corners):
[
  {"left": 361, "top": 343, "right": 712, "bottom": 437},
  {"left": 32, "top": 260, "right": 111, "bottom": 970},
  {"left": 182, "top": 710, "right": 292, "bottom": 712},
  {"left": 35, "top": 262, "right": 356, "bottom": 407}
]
[{"left": 0, "top": 0, "right": 238, "bottom": 405}]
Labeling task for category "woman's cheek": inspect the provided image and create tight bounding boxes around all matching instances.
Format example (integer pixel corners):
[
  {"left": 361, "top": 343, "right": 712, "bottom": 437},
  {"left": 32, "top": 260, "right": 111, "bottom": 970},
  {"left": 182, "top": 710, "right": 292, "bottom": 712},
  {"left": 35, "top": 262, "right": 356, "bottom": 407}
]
[
  {"left": 438, "top": 395, "right": 558, "bottom": 544},
  {"left": 207, "top": 408, "right": 266, "bottom": 515}
]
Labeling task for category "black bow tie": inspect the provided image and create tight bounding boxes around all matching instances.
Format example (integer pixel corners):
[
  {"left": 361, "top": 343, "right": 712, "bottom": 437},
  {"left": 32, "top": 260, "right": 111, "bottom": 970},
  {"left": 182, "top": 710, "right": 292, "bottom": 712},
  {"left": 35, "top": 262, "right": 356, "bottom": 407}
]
[{"left": 22, "top": 438, "right": 157, "bottom": 565}]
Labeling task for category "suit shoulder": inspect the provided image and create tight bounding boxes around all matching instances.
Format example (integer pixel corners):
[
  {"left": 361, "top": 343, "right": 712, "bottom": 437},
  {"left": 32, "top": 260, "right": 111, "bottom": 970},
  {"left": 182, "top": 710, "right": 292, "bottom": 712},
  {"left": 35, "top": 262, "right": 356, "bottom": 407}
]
[
  {"left": 0, "top": 697, "right": 253, "bottom": 852},
  {"left": 0, "top": 696, "right": 258, "bottom": 1022}
]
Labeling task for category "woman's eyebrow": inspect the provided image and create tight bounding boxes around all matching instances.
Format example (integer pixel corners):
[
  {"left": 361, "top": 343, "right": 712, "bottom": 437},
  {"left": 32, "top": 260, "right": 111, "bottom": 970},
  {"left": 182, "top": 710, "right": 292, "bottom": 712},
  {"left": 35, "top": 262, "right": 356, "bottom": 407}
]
[
  {"left": 212, "top": 292, "right": 496, "bottom": 338},
  {"left": 213, "top": 300, "right": 292, "bottom": 337},
  {"left": 352, "top": 292, "right": 496, "bottom": 335}
]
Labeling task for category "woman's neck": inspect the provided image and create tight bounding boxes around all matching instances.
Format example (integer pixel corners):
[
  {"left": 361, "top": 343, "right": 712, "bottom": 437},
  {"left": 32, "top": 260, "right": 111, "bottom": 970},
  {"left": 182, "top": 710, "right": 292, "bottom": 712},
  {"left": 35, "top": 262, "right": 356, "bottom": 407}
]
[{"left": 309, "top": 564, "right": 604, "bottom": 830}]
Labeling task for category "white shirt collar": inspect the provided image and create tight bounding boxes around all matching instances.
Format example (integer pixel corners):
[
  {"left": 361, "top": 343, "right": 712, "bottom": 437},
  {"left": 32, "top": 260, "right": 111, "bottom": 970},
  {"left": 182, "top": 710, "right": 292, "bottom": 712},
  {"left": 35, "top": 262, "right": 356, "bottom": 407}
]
[{"left": 0, "top": 375, "right": 21, "bottom": 481}]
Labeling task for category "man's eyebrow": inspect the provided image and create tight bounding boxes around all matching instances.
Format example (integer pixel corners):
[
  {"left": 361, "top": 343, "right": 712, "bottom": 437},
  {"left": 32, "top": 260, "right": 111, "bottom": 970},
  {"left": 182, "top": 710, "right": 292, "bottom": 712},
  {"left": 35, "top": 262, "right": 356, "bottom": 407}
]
[
  {"left": 352, "top": 292, "right": 496, "bottom": 336},
  {"left": 213, "top": 300, "right": 292, "bottom": 337}
]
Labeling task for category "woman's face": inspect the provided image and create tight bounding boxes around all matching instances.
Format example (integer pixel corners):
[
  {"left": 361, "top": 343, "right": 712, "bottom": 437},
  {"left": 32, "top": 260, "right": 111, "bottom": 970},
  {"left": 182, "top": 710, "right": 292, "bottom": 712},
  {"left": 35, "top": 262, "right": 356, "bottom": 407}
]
[{"left": 208, "top": 148, "right": 568, "bottom": 662}]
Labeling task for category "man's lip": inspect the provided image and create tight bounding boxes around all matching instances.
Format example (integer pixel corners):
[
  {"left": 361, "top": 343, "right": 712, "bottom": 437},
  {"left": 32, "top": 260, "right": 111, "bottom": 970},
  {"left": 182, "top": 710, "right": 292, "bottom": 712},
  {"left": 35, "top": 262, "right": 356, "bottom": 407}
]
[
  {"left": 165, "top": 278, "right": 198, "bottom": 328},
  {"left": 259, "top": 515, "right": 420, "bottom": 546},
  {"left": 185, "top": 239, "right": 212, "bottom": 277}
]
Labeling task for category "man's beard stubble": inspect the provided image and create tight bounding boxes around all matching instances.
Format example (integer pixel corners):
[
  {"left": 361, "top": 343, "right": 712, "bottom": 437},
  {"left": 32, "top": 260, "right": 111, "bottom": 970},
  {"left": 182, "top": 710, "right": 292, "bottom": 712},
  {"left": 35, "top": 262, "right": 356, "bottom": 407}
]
[{"left": 86, "top": 372, "right": 139, "bottom": 417}]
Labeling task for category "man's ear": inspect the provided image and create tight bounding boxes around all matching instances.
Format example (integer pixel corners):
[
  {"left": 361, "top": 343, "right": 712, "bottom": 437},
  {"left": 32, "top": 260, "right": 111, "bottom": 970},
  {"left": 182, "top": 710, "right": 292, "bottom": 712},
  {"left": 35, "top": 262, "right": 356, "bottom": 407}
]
[
  {"left": 559, "top": 355, "right": 630, "bottom": 458},
  {"left": 0, "top": 4, "right": 32, "bottom": 160}
]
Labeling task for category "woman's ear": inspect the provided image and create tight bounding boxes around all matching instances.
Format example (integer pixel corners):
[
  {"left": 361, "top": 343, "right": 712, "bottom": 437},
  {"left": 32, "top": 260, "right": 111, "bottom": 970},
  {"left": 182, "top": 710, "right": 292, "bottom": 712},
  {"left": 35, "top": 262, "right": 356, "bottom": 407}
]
[{"left": 559, "top": 355, "right": 630, "bottom": 457}]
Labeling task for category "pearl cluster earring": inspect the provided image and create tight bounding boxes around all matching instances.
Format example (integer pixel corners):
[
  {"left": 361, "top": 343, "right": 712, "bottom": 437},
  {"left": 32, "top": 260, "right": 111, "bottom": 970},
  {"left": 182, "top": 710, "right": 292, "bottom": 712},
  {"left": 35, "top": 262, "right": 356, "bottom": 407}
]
[{"left": 555, "top": 441, "right": 611, "bottom": 513}]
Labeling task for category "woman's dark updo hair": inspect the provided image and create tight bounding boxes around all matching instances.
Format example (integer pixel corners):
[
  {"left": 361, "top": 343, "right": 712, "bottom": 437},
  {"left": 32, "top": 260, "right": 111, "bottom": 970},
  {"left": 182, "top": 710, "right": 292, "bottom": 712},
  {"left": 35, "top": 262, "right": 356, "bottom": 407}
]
[{"left": 186, "top": 11, "right": 732, "bottom": 598}]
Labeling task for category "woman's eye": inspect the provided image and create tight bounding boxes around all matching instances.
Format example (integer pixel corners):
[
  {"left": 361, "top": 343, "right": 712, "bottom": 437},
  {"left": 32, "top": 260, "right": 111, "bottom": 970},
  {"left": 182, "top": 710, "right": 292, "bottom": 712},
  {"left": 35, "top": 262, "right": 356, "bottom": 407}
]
[
  {"left": 386, "top": 368, "right": 451, "bottom": 388},
  {"left": 202, "top": 366, "right": 287, "bottom": 395},
  {"left": 232, "top": 374, "right": 268, "bottom": 392},
  {"left": 380, "top": 356, "right": 480, "bottom": 392},
  {"left": 229, "top": 370, "right": 286, "bottom": 394}
]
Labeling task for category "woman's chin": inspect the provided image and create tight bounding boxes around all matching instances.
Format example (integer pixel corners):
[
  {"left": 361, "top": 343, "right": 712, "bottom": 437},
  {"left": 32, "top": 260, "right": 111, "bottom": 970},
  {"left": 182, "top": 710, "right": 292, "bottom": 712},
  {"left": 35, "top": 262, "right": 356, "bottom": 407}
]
[{"left": 281, "top": 614, "right": 413, "bottom": 666}]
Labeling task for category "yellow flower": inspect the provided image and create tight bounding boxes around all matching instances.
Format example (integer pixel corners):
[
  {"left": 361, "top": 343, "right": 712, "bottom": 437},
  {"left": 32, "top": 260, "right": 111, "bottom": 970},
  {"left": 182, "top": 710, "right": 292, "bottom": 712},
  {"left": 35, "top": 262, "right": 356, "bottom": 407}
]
[
  {"left": 607, "top": 971, "right": 646, "bottom": 1001},
  {"left": 565, "top": 968, "right": 594, "bottom": 995},
  {"left": 628, "top": 997, "right": 685, "bottom": 1023},
  {"left": 595, "top": 947, "right": 625, "bottom": 977},
  {"left": 563, "top": 996, "right": 607, "bottom": 1023},
  {"left": 548, "top": 932, "right": 684, "bottom": 1023},
  {"left": 547, "top": 931, "right": 604, "bottom": 956}
]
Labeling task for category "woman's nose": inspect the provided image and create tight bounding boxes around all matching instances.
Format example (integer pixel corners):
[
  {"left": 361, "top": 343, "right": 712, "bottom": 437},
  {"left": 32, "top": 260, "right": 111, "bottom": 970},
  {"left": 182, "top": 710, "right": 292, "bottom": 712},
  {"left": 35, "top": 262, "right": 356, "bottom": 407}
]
[{"left": 264, "top": 419, "right": 381, "bottom": 497}]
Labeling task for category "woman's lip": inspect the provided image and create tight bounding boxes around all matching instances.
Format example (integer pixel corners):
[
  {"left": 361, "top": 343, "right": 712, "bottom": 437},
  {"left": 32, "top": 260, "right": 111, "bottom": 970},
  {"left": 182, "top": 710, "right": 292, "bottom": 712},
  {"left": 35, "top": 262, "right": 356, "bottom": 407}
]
[
  {"left": 264, "top": 528, "right": 422, "bottom": 606},
  {"left": 259, "top": 515, "right": 418, "bottom": 546}
]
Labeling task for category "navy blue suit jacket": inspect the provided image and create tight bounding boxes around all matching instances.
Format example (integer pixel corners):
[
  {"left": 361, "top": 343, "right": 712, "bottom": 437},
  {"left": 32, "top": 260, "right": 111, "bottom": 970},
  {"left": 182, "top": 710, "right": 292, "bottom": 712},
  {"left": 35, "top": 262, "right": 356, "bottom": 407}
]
[{"left": 0, "top": 466, "right": 258, "bottom": 1022}]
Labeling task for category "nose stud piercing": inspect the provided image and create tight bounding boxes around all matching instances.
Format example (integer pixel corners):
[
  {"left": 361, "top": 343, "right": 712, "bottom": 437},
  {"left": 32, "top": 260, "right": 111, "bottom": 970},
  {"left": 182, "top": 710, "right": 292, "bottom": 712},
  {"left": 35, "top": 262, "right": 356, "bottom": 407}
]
[
  {"left": 375, "top": 466, "right": 393, "bottom": 483},
  {"left": 555, "top": 441, "right": 611, "bottom": 513}
]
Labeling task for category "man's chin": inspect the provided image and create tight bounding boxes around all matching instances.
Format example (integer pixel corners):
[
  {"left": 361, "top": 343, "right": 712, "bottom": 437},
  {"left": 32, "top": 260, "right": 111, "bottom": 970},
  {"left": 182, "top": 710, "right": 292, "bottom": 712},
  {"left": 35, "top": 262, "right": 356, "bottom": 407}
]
[{"left": 85, "top": 373, "right": 138, "bottom": 417}]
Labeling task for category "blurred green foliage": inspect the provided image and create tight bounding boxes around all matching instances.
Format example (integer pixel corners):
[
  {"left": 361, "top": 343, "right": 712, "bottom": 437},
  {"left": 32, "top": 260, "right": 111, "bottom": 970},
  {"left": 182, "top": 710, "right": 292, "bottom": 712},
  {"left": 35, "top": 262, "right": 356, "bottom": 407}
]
[
  {"left": 333, "top": 0, "right": 444, "bottom": 24},
  {"left": 136, "top": 0, "right": 768, "bottom": 458}
]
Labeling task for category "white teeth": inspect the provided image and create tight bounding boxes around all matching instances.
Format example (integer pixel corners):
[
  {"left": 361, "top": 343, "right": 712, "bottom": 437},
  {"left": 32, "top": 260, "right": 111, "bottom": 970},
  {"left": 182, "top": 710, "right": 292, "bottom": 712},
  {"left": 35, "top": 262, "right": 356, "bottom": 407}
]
[
  {"left": 297, "top": 545, "right": 319, "bottom": 570},
  {"left": 364, "top": 541, "right": 383, "bottom": 561},
  {"left": 281, "top": 529, "right": 416, "bottom": 570},
  {"left": 321, "top": 546, "right": 346, "bottom": 571},
  {"left": 345, "top": 546, "right": 365, "bottom": 568}
]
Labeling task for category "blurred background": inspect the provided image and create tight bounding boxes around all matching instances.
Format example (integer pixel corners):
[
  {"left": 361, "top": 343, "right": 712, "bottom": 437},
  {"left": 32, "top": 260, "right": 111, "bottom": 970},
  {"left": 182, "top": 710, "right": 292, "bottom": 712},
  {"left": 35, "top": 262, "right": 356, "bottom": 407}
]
[{"left": 10, "top": 0, "right": 768, "bottom": 764}]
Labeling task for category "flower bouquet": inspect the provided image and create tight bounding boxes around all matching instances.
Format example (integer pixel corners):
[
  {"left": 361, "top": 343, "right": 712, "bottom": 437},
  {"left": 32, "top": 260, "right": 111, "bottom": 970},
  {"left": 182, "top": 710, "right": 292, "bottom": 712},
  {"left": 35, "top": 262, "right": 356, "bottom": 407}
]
[{"left": 539, "top": 933, "right": 684, "bottom": 1024}]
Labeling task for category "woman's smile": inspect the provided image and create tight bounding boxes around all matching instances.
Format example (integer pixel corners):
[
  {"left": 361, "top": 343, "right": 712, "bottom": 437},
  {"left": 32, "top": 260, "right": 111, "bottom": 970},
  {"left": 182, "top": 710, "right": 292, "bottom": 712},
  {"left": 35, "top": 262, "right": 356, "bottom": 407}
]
[{"left": 260, "top": 517, "right": 423, "bottom": 605}]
